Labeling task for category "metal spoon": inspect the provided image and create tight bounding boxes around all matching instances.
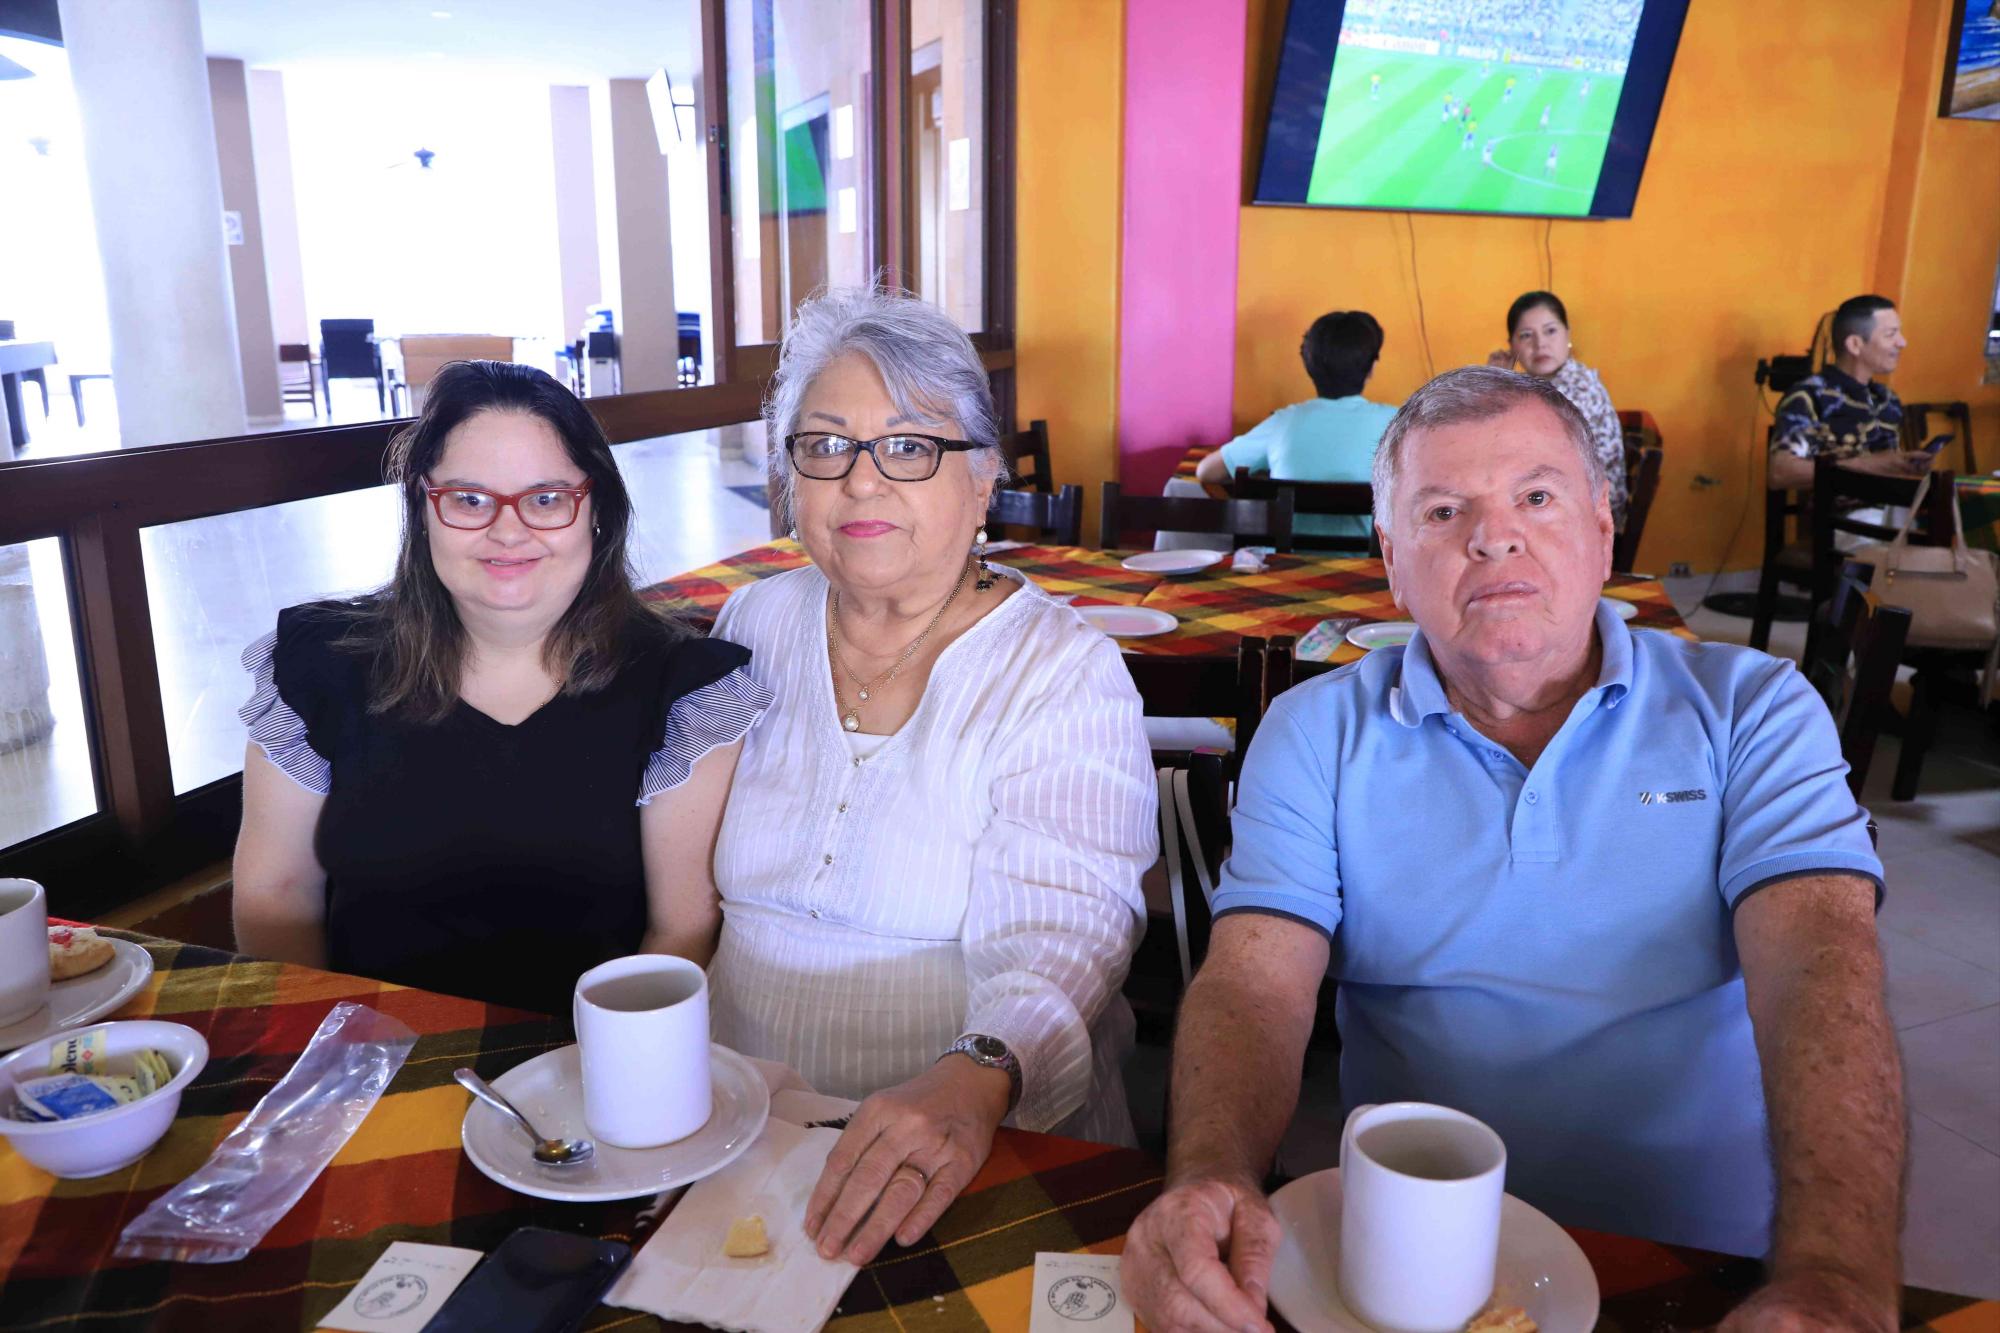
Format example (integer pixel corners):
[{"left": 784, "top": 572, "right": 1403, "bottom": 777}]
[{"left": 455, "top": 1068, "right": 595, "bottom": 1167}]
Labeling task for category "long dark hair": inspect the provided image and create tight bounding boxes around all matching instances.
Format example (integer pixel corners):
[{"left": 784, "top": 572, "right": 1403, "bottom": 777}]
[
  {"left": 1506, "top": 290, "right": 1569, "bottom": 338},
  {"left": 336, "top": 360, "right": 679, "bottom": 721}
]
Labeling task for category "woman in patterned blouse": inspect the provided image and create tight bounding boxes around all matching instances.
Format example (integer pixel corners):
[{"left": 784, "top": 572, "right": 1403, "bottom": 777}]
[{"left": 1488, "top": 290, "right": 1628, "bottom": 527}]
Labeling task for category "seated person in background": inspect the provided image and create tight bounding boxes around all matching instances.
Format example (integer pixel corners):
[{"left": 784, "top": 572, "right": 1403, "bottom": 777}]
[
  {"left": 1768, "top": 295, "right": 1929, "bottom": 490},
  {"left": 1487, "top": 289, "right": 1627, "bottom": 528},
  {"left": 1196, "top": 309, "right": 1396, "bottom": 543},
  {"left": 1125, "top": 366, "right": 1902, "bottom": 1333},
  {"left": 659, "top": 288, "right": 1155, "bottom": 1266},
  {"left": 233, "top": 361, "right": 769, "bottom": 1016}
]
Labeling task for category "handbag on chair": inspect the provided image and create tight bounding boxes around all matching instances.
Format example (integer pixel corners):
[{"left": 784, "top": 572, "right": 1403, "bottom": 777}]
[{"left": 1853, "top": 472, "right": 2000, "bottom": 700}]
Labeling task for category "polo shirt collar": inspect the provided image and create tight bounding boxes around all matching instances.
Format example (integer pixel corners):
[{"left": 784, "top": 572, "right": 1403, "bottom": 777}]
[{"left": 1390, "top": 599, "right": 1635, "bottom": 727}]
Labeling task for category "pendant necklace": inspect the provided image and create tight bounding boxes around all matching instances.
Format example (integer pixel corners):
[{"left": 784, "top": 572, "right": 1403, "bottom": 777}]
[{"left": 828, "top": 562, "right": 970, "bottom": 733}]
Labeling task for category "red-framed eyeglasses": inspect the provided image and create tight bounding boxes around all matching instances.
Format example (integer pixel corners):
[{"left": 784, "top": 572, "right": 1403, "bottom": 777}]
[{"left": 422, "top": 479, "right": 595, "bottom": 531}]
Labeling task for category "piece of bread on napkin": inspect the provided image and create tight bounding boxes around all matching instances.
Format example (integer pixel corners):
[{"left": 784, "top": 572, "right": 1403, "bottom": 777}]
[{"left": 604, "top": 1117, "right": 857, "bottom": 1333}]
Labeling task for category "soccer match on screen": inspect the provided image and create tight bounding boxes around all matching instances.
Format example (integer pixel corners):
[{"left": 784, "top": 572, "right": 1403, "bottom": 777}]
[{"left": 1306, "top": 0, "right": 1646, "bottom": 216}]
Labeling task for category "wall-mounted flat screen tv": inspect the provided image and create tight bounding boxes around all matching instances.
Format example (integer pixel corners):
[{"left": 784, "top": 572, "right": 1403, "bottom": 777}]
[{"left": 1254, "top": 0, "right": 1692, "bottom": 219}]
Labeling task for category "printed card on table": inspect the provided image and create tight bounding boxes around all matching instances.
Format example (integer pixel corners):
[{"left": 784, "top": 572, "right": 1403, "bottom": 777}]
[
  {"left": 1030, "top": 1252, "right": 1134, "bottom": 1333},
  {"left": 317, "top": 1241, "right": 483, "bottom": 1333}
]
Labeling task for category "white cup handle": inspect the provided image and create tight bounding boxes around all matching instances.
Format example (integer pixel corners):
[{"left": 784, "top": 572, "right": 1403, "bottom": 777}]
[{"left": 1339, "top": 1103, "right": 1376, "bottom": 1173}]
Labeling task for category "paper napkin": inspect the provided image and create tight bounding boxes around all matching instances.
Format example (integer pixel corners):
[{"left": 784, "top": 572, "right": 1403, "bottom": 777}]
[
  {"left": 316, "top": 1241, "right": 483, "bottom": 1332},
  {"left": 1030, "top": 1252, "right": 1134, "bottom": 1333},
  {"left": 604, "top": 1117, "right": 857, "bottom": 1333}
]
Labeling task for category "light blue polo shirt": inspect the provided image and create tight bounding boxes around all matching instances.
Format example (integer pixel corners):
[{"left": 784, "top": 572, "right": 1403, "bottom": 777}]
[
  {"left": 1217, "top": 396, "right": 1397, "bottom": 541},
  {"left": 1212, "top": 602, "right": 1883, "bottom": 1256}
]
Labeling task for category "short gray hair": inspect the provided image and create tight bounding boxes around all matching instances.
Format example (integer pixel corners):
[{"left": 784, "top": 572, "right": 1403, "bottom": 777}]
[
  {"left": 765, "top": 285, "right": 1005, "bottom": 511},
  {"left": 1370, "top": 365, "right": 1605, "bottom": 533}
]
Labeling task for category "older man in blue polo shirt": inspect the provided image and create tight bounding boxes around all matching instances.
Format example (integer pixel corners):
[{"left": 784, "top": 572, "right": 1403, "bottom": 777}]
[{"left": 1124, "top": 367, "right": 1903, "bottom": 1333}]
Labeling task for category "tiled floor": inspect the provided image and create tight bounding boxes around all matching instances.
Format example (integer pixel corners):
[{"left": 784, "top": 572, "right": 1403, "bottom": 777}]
[{"left": 1131, "top": 579, "right": 2000, "bottom": 1299}]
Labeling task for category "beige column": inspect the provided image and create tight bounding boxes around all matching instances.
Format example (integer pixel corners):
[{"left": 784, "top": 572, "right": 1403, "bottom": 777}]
[
  {"left": 208, "top": 57, "right": 282, "bottom": 424},
  {"left": 57, "top": 0, "right": 247, "bottom": 446},
  {"left": 590, "top": 78, "right": 678, "bottom": 393},
  {"left": 248, "top": 69, "right": 309, "bottom": 347},
  {"left": 549, "top": 86, "right": 601, "bottom": 345}
]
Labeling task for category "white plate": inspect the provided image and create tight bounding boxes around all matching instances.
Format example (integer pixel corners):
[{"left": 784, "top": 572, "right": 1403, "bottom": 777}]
[
  {"left": 1344, "top": 621, "right": 1418, "bottom": 651},
  {"left": 1075, "top": 605, "right": 1179, "bottom": 639},
  {"left": 0, "top": 940, "right": 155, "bottom": 1054},
  {"left": 462, "top": 1042, "right": 770, "bottom": 1203},
  {"left": 1120, "top": 549, "right": 1227, "bottom": 576},
  {"left": 1605, "top": 597, "right": 1639, "bottom": 621},
  {"left": 1268, "top": 1167, "right": 1600, "bottom": 1333}
]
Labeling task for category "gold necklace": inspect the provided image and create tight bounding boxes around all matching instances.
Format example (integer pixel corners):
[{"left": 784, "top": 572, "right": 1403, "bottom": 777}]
[{"left": 828, "top": 563, "right": 970, "bottom": 733}]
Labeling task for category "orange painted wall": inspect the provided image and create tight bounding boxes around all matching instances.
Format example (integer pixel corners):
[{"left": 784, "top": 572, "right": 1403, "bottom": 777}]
[
  {"left": 1229, "top": 0, "right": 2000, "bottom": 572},
  {"left": 1014, "top": 0, "right": 1125, "bottom": 538}
]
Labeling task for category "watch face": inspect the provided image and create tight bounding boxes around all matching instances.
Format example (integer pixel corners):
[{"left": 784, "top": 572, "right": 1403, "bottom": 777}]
[{"left": 970, "top": 1035, "right": 1006, "bottom": 1061}]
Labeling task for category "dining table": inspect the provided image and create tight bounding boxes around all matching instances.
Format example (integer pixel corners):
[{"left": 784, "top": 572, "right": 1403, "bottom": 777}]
[
  {"left": 3, "top": 930, "right": 1995, "bottom": 1331},
  {"left": 1958, "top": 473, "right": 2000, "bottom": 553},
  {"left": 640, "top": 540, "right": 1693, "bottom": 672}
]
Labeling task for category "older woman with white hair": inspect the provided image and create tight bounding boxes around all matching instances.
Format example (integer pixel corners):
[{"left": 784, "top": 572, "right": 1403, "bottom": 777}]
[{"left": 655, "top": 287, "right": 1155, "bottom": 1266}]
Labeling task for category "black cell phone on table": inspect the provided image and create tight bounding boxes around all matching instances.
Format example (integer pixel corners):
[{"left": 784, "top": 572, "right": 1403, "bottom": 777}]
[{"left": 423, "top": 1227, "right": 631, "bottom": 1333}]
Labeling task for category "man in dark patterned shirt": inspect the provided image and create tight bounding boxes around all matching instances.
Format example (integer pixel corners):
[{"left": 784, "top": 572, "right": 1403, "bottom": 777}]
[{"left": 1767, "top": 295, "right": 1931, "bottom": 490}]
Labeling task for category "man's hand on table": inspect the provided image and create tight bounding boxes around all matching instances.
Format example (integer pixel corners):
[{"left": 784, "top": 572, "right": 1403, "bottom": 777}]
[
  {"left": 1716, "top": 1263, "right": 1898, "bottom": 1333},
  {"left": 1121, "top": 1173, "right": 1279, "bottom": 1333},
  {"left": 803, "top": 1055, "right": 1009, "bottom": 1265}
]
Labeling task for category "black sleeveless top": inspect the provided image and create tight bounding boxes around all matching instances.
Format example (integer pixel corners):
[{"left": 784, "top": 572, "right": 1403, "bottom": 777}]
[{"left": 266, "top": 603, "right": 754, "bottom": 1016}]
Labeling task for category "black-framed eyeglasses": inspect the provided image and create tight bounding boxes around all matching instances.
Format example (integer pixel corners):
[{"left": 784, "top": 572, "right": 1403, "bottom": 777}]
[
  {"left": 785, "top": 432, "right": 995, "bottom": 483},
  {"left": 422, "top": 478, "right": 595, "bottom": 530}
]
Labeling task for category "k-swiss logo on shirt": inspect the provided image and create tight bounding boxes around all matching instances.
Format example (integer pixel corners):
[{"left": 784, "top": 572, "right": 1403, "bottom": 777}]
[{"left": 1638, "top": 788, "right": 1708, "bottom": 805}]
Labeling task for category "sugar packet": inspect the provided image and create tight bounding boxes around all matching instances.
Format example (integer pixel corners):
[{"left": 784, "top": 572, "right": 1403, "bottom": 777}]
[{"left": 16, "top": 1072, "right": 146, "bottom": 1121}]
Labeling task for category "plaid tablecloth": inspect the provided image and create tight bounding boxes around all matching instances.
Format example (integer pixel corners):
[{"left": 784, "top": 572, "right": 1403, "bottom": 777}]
[
  {"left": 642, "top": 542, "right": 1691, "bottom": 669},
  {"left": 1959, "top": 474, "right": 2000, "bottom": 553},
  {"left": 2, "top": 934, "right": 1993, "bottom": 1331}
]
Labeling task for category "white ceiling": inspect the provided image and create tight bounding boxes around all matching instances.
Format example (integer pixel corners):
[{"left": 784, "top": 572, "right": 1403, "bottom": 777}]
[{"left": 197, "top": 0, "right": 702, "bottom": 84}]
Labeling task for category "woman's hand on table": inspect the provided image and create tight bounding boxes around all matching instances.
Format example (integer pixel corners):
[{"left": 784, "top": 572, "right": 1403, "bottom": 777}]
[
  {"left": 1121, "top": 1173, "right": 1279, "bottom": 1333},
  {"left": 803, "top": 1055, "right": 1011, "bottom": 1264}
]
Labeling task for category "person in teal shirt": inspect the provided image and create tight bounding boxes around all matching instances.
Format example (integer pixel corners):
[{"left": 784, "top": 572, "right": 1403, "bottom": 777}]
[{"left": 1196, "top": 310, "right": 1397, "bottom": 542}]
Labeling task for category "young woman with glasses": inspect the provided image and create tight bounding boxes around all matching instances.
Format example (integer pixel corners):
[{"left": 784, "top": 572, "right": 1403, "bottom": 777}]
[
  {"left": 232, "top": 360, "right": 768, "bottom": 1015},
  {"left": 654, "top": 287, "right": 1154, "bottom": 1267}
]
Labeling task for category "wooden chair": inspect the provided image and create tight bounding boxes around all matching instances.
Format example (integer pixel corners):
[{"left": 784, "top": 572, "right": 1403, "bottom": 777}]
[
  {"left": 1232, "top": 468, "right": 1376, "bottom": 555},
  {"left": 1804, "top": 561, "right": 1914, "bottom": 795},
  {"left": 277, "top": 343, "right": 317, "bottom": 415},
  {"left": 1100, "top": 481, "right": 1294, "bottom": 553},
  {"left": 1749, "top": 480, "right": 1813, "bottom": 652},
  {"left": 1158, "top": 750, "right": 1231, "bottom": 990},
  {"left": 1902, "top": 400, "right": 1977, "bottom": 475},
  {"left": 1003, "top": 419, "right": 1054, "bottom": 493},
  {"left": 1614, "top": 444, "right": 1663, "bottom": 574},
  {"left": 986, "top": 483, "right": 1082, "bottom": 547},
  {"left": 1122, "top": 637, "right": 1269, "bottom": 761}
]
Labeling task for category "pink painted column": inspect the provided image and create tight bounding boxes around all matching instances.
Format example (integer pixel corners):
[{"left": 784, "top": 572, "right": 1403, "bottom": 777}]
[{"left": 1116, "top": 0, "right": 1249, "bottom": 499}]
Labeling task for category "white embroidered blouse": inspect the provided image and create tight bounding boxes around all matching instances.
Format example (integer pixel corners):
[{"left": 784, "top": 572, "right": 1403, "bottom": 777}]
[{"left": 708, "top": 564, "right": 1156, "bottom": 1145}]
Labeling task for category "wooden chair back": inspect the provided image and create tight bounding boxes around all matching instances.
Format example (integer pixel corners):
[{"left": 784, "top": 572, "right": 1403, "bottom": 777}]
[
  {"left": 1004, "top": 419, "right": 1055, "bottom": 493},
  {"left": 1804, "top": 561, "right": 1914, "bottom": 795},
  {"left": 1232, "top": 469, "right": 1376, "bottom": 555},
  {"left": 986, "top": 483, "right": 1082, "bottom": 547},
  {"left": 1099, "top": 482, "right": 1295, "bottom": 553},
  {"left": 1614, "top": 445, "right": 1663, "bottom": 573},
  {"left": 1902, "top": 400, "right": 1977, "bottom": 475}
]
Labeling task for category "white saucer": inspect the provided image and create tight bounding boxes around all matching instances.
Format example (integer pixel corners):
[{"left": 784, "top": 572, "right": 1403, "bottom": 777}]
[
  {"left": 0, "top": 940, "right": 155, "bottom": 1054},
  {"left": 1121, "top": 549, "right": 1227, "bottom": 576},
  {"left": 1076, "top": 605, "right": 1179, "bottom": 639},
  {"left": 1345, "top": 621, "right": 1418, "bottom": 651},
  {"left": 1605, "top": 597, "right": 1639, "bottom": 621},
  {"left": 462, "top": 1042, "right": 770, "bottom": 1203},
  {"left": 1268, "top": 1168, "right": 1599, "bottom": 1333}
]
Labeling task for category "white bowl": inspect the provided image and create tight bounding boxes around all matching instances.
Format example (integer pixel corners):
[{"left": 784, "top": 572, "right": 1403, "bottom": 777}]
[{"left": 0, "top": 1019, "right": 208, "bottom": 1178}]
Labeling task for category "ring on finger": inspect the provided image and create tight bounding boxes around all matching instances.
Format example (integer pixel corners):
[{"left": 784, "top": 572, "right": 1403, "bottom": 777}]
[{"left": 894, "top": 1162, "right": 931, "bottom": 1185}]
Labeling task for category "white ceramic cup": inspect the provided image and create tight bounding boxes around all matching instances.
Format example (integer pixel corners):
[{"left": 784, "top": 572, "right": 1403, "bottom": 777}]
[
  {"left": 0, "top": 879, "right": 50, "bottom": 1027},
  {"left": 1336, "top": 1101, "right": 1507, "bottom": 1333},
  {"left": 573, "top": 954, "right": 712, "bottom": 1149}
]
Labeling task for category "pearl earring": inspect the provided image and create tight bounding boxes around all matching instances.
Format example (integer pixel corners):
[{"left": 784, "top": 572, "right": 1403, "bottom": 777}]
[{"left": 973, "top": 526, "right": 995, "bottom": 592}]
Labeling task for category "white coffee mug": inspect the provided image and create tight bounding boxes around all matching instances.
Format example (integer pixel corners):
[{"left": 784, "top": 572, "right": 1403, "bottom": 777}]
[
  {"left": 1337, "top": 1101, "right": 1507, "bottom": 1333},
  {"left": 0, "top": 879, "right": 51, "bottom": 1027},
  {"left": 573, "top": 954, "right": 712, "bottom": 1149}
]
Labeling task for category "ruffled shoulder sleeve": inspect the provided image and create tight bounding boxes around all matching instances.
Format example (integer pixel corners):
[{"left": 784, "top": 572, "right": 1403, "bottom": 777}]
[
  {"left": 636, "top": 637, "right": 773, "bottom": 805},
  {"left": 237, "top": 603, "right": 358, "bottom": 795}
]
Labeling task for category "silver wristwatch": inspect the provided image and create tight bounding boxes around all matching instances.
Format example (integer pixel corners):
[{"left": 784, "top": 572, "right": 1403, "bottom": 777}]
[{"left": 940, "top": 1033, "right": 1022, "bottom": 1110}]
